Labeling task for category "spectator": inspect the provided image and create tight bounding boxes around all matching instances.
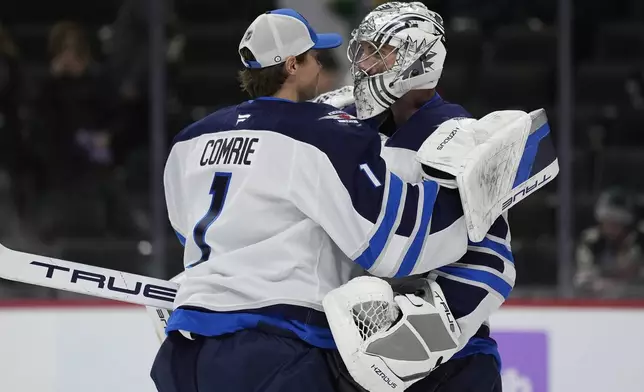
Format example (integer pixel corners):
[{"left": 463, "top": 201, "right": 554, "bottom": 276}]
[
  {"left": 31, "top": 21, "right": 140, "bottom": 239},
  {"left": 0, "top": 25, "right": 30, "bottom": 218},
  {"left": 33, "top": 21, "right": 116, "bottom": 180},
  {"left": 574, "top": 188, "right": 644, "bottom": 297}
]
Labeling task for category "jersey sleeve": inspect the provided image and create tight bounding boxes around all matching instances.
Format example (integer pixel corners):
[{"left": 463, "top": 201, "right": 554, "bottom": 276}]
[
  {"left": 164, "top": 146, "right": 188, "bottom": 246},
  {"left": 289, "top": 122, "right": 469, "bottom": 278},
  {"left": 430, "top": 213, "right": 515, "bottom": 346}
]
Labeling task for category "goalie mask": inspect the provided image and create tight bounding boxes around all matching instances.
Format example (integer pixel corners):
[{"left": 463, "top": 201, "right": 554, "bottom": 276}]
[{"left": 348, "top": 2, "right": 447, "bottom": 120}]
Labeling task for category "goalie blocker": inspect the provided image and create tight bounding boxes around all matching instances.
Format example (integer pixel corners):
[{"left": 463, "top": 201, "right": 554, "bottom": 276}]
[
  {"left": 417, "top": 108, "right": 558, "bottom": 242},
  {"left": 323, "top": 276, "right": 460, "bottom": 392}
]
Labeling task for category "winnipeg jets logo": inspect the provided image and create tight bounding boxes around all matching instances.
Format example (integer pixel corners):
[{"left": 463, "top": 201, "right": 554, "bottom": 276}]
[{"left": 319, "top": 110, "right": 360, "bottom": 125}]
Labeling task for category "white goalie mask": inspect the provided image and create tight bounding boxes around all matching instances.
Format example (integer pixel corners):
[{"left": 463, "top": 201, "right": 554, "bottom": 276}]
[{"left": 348, "top": 2, "right": 447, "bottom": 119}]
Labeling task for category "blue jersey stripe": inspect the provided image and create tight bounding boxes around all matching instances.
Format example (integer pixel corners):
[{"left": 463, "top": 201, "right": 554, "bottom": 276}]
[
  {"left": 469, "top": 237, "right": 513, "bottom": 263},
  {"left": 175, "top": 230, "right": 186, "bottom": 246},
  {"left": 395, "top": 181, "right": 439, "bottom": 277},
  {"left": 458, "top": 251, "right": 506, "bottom": 274},
  {"left": 355, "top": 172, "right": 404, "bottom": 269},
  {"left": 166, "top": 308, "right": 335, "bottom": 349},
  {"left": 438, "top": 266, "right": 513, "bottom": 299},
  {"left": 452, "top": 336, "right": 502, "bottom": 368}
]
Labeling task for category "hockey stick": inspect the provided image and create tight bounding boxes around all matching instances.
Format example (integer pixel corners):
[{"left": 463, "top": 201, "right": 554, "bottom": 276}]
[
  {"left": 146, "top": 273, "right": 186, "bottom": 342},
  {"left": 146, "top": 304, "right": 173, "bottom": 342},
  {"left": 0, "top": 243, "right": 178, "bottom": 310}
]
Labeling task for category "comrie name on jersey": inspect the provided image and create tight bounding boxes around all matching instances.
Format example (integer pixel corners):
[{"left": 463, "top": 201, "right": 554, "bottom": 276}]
[{"left": 200, "top": 136, "right": 259, "bottom": 167}]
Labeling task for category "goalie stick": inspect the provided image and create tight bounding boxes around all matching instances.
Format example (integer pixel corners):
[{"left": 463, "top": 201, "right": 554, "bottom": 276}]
[
  {"left": 146, "top": 305, "right": 173, "bottom": 342},
  {"left": 0, "top": 243, "right": 177, "bottom": 309},
  {"left": 0, "top": 243, "right": 180, "bottom": 342}
]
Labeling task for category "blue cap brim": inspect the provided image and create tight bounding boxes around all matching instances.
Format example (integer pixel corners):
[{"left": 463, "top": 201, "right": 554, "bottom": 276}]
[{"left": 312, "top": 33, "right": 343, "bottom": 49}]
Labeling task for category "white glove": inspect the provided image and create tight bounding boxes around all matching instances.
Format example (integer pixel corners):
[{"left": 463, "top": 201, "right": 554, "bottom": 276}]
[
  {"left": 323, "top": 276, "right": 460, "bottom": 392},
  {"left": 416, "top": 109, "right": 559, "bottom": 242},
  {"left": 311, "top": 85, "right": 355, "bottom": 109}
]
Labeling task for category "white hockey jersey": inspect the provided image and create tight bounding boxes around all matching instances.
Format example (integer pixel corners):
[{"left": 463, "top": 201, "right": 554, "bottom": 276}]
[{"left": 163, "top": 97, "right": 469, "bottom": 347}]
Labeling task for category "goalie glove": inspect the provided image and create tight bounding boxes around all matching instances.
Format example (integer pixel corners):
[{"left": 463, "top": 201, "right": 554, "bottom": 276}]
[
  {"left": 311, "top": 85, "right": 355, "bottom": 109},
  {"left": 417, "top": 109, "right": 559, "bottom": 242},
  {"left": 323, "top": 276, "right": 460, "bottom": 392}
]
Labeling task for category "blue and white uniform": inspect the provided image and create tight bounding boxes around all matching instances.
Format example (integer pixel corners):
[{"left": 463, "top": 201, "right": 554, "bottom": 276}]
[
  {"left": 164, "top": 98, "right": 471, "bottom": 348},
  {"left": 346, "top": 93, "right": 515, "bottom": 367}
]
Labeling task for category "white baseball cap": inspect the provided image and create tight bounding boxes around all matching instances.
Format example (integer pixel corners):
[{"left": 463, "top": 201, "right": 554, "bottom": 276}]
[{"left": 238, "top": 8, "right": 343, "bottom": 69}]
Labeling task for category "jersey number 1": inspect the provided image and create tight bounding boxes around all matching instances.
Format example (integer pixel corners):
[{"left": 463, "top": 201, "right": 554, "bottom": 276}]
[{"left": 188, "top": 172, "right": 232, "bottom": 268}]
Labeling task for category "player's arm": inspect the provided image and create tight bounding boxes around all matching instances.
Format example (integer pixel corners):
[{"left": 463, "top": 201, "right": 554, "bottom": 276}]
[
  {"left": 367, "top": 116, "right": 516, "bottom": 347},
  {"left": 429, "top": 213, "right": 514, "bottom": 348},
  {"left": 385, "top": 208, "right": 514, "bottom": 351},
  {"left": 289, "top": 121, "right": 468, "bottom": 278}
]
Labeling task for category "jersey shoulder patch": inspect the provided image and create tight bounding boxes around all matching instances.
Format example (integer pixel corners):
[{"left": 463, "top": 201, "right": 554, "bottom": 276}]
[{"left": 319, "top": 110, "right": 361, "bottom": 125}]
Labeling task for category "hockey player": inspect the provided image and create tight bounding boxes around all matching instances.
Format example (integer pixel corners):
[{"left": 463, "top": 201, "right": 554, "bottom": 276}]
[
  {"left": 316, "top": 2, "right": 556, "bottom": 391},
  {"left": 150, "top": 8, "right": 489, "bottom": 392}
]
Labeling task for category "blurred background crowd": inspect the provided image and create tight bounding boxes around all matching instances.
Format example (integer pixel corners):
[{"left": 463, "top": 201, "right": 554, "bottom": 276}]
[{"left": 0, "top": 0, "right": 643, "bottom": 300}]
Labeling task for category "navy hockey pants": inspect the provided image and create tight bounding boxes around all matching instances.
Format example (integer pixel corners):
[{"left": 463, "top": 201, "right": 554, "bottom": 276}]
[
  {"left": 150, "top": 329, "right": 355, "bottom": 392},
  {"left": 151, "top": 330, "right": 501, "bottom": 392},
  {"left": 407, "top": 353, "right": 502, "bottom": 392}
]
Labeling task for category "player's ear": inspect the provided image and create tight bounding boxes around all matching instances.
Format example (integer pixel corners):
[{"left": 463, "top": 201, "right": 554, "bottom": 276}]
[{"left": 284, "top": 56, "right": 298, "bottom": 76}]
